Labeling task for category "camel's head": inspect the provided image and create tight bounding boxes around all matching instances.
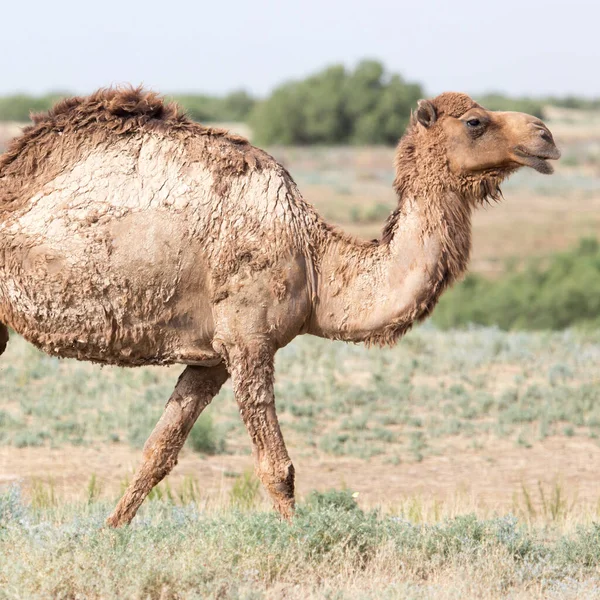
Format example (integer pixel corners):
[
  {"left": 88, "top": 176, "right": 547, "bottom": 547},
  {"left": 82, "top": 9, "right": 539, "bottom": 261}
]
[{"left": 397, "top": 92, "right": 560, "bottom": 202}]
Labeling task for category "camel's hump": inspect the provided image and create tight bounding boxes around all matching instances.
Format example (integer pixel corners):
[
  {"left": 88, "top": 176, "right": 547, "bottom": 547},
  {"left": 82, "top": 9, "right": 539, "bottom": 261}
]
[
  {"left": 0, "top": 86, "right": 264, "bottom": 189},
  {"left": 33, "top": 86, "right": 186, "bottom": 128},
  {"left": 20, "top": 86, "right": 249, "bottom": 141}
]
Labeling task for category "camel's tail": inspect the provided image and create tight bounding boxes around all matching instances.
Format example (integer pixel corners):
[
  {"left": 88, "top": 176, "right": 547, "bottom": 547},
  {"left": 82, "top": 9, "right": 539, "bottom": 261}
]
[{"left": 0, "top": 323, "right": 8, "bottom": 356}]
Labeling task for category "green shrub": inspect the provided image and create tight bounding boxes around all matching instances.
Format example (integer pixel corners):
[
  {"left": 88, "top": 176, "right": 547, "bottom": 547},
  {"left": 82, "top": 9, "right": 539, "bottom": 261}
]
[
  {"left": 304, "top": 489, "right": 360, "bottom": 513},
  {"left": 250, "top": 60, "right": 423, "bottom": 145},
  {"left": 555, "top": 523, "right": 600, "bottom": 568},
  {"left": 188, "top": 412, "right": 225, "bottom": 455},
  {"left": 434, "top": 238, "right": 600, "bottom": 330}
]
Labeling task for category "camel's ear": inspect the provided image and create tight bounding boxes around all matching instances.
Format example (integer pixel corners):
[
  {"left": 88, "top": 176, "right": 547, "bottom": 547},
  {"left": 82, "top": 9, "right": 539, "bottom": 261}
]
[{"left": 416, "top": 99, "right": 437, "bottom": 128}]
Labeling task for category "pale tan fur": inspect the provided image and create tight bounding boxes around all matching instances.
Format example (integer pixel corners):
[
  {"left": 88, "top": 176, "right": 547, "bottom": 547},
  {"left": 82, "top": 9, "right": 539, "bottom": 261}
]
[{"left": 0, "top": 88, "right": 559, "bottom": 524}]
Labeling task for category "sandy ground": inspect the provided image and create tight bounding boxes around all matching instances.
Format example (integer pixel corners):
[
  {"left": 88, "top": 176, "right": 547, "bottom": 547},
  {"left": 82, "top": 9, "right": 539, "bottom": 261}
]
[{"left": 1, "top": 436, "right": 598, "bottom": 514}]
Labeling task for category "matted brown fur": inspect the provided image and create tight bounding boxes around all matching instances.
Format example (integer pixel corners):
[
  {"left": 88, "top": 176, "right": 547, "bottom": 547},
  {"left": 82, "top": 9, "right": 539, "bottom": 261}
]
[
  {"left": 0, "top": 86, "right": 324, "bottom": 365},
  {"left": 428, "top": 92, "right": 478, "bottom": 119},
  {"left": 0, "top": 87, "right": 275, "bottom": 212}
]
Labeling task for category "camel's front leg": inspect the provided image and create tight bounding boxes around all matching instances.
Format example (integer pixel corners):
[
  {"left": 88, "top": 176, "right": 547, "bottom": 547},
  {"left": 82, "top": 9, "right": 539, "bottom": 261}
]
[
  {"left": 224, "top": 342, "right": 295, "bottom": 519},
  {"left": 107, "top": 363, "right": 229, "bottom": 527}
]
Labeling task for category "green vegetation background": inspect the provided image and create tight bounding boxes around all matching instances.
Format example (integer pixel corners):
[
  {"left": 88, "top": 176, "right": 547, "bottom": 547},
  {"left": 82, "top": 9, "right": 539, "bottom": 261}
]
[
  {"left": 1, "top": 59, "right": 594, "bottom": 145},
  {"left": 433, "top": 239, "right": 600, "bottom": 331}
]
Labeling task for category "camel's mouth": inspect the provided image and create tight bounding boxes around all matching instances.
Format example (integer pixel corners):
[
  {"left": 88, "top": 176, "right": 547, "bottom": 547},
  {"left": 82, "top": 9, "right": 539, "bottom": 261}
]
[{"left": 513, "top": 145, "right": 561, "bottom": 175}]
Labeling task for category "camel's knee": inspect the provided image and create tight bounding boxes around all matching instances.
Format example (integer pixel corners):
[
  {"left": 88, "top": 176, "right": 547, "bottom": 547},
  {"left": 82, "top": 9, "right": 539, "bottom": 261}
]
[{"left": 0, "top": 324, "right": 8, "bottom": 356}]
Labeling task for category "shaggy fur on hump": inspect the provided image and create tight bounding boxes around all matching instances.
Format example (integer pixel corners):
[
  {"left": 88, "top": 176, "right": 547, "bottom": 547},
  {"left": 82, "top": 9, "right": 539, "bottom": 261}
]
[
  {"left": 0, "top": 87, "right": 276, "bottom": 212},
  {"left": 2, "top": 87, "right": 188, "bottom": 174},
  {"left": 32, "top": 87, "right": 185, "bottom": 126}
]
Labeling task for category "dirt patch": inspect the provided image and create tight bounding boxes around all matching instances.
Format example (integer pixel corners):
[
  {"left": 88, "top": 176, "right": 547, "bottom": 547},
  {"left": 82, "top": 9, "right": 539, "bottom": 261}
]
[{"left": 1, "top": 436, "right": 598, "bottom": 513}]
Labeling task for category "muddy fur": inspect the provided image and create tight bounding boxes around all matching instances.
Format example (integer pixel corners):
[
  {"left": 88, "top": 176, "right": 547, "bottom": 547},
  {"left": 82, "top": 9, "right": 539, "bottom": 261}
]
[
  {"left": 224, "top": 341, "right": 296, "bottom": 519},
  {"left": 0, "top": 87, "right": 277, "bottom": 215},
  {"left": 0, "top": 88, "right": 559, "bottom": 525},
  {"left": 0, "top": 88, "right": 318, "bottom": 365}
]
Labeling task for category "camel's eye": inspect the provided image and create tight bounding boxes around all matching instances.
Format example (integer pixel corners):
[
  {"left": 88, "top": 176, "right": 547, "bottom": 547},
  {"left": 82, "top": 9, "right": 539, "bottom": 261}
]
[{"left": 466, "top": 118, "right": 481, "bottom": 127}]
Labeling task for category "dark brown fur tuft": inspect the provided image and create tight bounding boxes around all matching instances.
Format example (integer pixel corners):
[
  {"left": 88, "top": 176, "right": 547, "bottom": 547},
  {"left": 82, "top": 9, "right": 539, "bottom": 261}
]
[{"left": 29, "top": 86, "right": 185, "bottom": 129}]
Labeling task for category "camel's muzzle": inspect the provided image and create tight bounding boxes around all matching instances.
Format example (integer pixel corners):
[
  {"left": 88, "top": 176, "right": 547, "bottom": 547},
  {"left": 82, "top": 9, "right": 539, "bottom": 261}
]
[{"left": 513, "top": 120, "right": 561, "bottom": 174}]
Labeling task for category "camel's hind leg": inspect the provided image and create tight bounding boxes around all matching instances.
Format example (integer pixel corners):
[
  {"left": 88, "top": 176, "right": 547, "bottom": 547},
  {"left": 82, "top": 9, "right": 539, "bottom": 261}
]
[
  {"left": 107, "top": 363, "right": 229, "bottom": 527},
  {"left": 224, "top": 342, "right": 295, "bottom": 520},
  {"left": 0, "top": 324, "right": 8, "bottom": 356}
]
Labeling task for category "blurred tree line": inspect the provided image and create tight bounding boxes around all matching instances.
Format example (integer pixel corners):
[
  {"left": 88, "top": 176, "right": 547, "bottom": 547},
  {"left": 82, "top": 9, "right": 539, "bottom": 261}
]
[
  {"left": 0, "top": 93, "right": 67, "bottom": 121},
  {"left": 1, "top": 61, "right": 598, "bottom": 145},
  {"left": 475, "top": 94, "right": 545, "bottom": 119},
  {"left": 170, "top": 90, "right": 255, "bottom": 122}
]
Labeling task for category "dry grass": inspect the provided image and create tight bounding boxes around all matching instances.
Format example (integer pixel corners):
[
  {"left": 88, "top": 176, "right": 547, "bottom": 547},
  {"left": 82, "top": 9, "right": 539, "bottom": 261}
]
[{"left": 2, "top": 484, "right": 600, "bottom": 599}]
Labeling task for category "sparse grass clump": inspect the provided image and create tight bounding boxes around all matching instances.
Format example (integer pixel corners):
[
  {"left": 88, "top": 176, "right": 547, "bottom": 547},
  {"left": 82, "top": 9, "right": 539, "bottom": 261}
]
[{"left": 229, "top": 469, "right": 261, "bottom": 509}]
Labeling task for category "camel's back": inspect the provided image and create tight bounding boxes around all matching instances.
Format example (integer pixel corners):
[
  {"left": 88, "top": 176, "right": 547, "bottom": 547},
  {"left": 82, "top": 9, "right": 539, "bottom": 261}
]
[{"left": 0, "top": 88, "right": 317, "bottom": 365}]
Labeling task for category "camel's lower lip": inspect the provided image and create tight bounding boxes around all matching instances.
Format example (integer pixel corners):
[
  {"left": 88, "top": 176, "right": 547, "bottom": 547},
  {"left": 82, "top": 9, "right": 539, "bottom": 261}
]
[{"left": 513, "top": 147, "right": 558, "bottom": 175}]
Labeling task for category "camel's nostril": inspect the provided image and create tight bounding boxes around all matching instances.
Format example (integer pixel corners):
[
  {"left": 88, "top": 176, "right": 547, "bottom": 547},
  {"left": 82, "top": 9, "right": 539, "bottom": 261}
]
[{"left": 540, "top": 130, "right": 552, "bottom": 144}]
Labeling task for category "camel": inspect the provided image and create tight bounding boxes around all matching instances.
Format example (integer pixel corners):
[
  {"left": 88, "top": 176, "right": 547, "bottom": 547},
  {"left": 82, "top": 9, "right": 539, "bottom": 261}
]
[{"left": 0, "top": 88, "right": 559, "bottom": 525}]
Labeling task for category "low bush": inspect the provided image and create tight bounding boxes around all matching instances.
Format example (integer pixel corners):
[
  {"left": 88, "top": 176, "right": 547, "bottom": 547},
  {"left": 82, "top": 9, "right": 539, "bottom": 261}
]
[
  {"left": 434, "top": 238, "right": 600, "bottom": 330},
  {"left": 187, "top": 412, "right": 226, "bottom": 455}
]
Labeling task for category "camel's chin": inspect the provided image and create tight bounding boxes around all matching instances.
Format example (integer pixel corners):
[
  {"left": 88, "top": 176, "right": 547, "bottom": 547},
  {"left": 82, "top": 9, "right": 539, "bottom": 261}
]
[
  {"left": 529, "top": 157, "right": 554, "bottom": 175},
  {"left": 512, "top": 155, "right": 554, "bottom": 175},
  {"left": 513, "top": 148, "right": 558, "bottom": 175}
]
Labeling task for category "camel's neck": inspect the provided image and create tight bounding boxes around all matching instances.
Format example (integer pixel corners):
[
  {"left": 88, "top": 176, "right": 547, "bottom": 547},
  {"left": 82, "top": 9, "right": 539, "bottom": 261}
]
[{"left": 308, "top": 191, "right": 472, "bottom": 345}]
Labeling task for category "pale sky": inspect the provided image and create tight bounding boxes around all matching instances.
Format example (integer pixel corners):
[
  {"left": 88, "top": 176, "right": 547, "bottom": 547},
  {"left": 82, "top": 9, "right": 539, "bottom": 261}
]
[{"left": 2, "top": 0, "right": 596, "bottom": 98}]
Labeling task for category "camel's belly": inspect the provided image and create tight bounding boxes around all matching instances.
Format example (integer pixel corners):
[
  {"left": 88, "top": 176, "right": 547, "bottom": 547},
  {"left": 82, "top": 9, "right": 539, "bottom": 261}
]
[{"left": 0, "top": 209, "right": 218, "bottom": 366}]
